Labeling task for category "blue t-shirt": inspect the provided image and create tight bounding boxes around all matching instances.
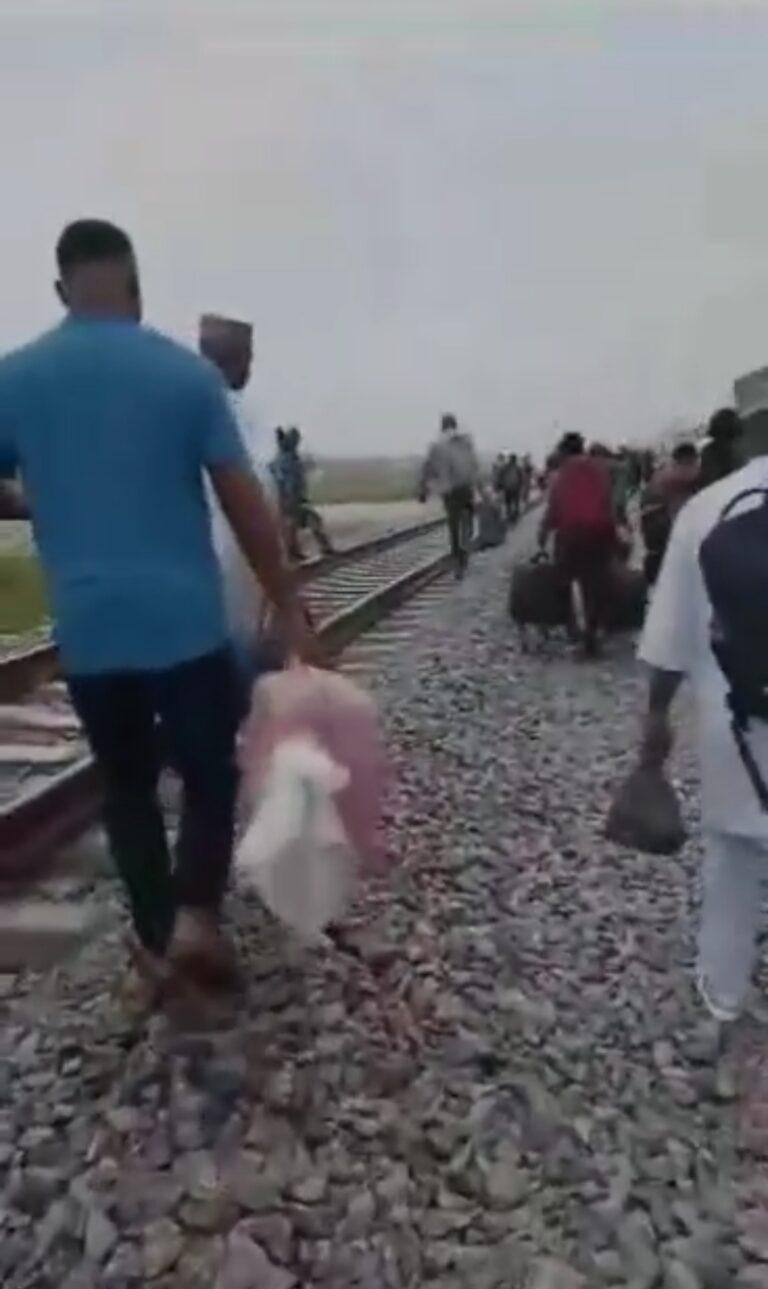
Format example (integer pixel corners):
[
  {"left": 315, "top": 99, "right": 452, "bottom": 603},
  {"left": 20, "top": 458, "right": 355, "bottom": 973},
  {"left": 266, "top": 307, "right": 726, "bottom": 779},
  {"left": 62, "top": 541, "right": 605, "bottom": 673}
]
[{"left": 0, "top": 317, "right": 248, "bottom": 675}]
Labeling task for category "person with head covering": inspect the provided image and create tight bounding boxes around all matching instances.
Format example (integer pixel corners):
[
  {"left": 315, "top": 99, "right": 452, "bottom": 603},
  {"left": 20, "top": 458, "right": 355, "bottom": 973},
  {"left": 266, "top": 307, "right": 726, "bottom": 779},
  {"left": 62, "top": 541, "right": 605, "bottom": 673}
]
[
  {"left": 637, "top": 369, "right": 768, "bottom": 1022},
  {"left": 698, "top": 407, "right": 742, "bottom": 490},
  {"left": 640, "top": 441, "right": 699, "bottom": 585},
  {"left": 0, "top": 221, "right": 315, "bottom": 1006},
  {"left": 199, "top": 314, "right": 284, "bottom": 679}
]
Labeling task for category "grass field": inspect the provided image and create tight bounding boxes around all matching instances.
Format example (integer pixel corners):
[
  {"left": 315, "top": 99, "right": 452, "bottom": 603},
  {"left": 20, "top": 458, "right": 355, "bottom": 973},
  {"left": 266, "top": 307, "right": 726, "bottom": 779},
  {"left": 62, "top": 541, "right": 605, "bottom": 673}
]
[
  {"left": 0, "top": 552, "right": 48, "bottom": 636},
  {"left": 309, "top": 458, "right": 418, "bottom": 505},
  {"left": 0, "top": 459, "right": 424, "bottom": 640}
]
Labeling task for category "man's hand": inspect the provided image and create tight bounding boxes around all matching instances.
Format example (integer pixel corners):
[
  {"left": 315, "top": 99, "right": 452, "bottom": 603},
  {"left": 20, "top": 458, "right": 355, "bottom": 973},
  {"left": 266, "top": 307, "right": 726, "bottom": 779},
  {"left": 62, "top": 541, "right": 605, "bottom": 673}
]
[
  {"left": 0, "top": 479, "right": 29, "bottom": 520},
  {"left": 278, "top": 602, "right": 329, "bottom": 669},
  {"left": 639, "top": 710, "right": 673, "bottom": 769},
  {"left": 640, "top": 667, "right": 683, "bottom": 769}
]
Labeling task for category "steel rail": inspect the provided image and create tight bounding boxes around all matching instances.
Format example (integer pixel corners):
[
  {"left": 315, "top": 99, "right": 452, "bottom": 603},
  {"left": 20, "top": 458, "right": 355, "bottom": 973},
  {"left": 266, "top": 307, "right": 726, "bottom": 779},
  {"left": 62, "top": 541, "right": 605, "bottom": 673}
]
[{"left": 0, "top": 535, "right": 451, "bottom": 878}]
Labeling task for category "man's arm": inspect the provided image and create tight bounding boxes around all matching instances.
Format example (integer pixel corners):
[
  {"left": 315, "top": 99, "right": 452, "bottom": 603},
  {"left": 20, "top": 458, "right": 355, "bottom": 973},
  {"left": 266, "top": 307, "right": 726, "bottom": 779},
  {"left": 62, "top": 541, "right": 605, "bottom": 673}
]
[
  {"left": 196, "top": 370, "right": 316, "bottom": 660},
  {"left": 0, "top": 417, "right": 23, "bottom": 518},
  {"left": 209, "top": 463, "right": 315, "bottom": 659},
  {"left": 467, "top": 438, "right": 481, "bottom": 489},
  {"left": 418, "top": 444, "right": 436, "bottom": 501},
  {"left": 636, "top": 507, "right": 697, "bottom": 767},
  {"left": 640, "top": 667, "right": 683, "bottom": 767},
  {"left": 0, "top": 477, "right": 28, "bottom": 520}
]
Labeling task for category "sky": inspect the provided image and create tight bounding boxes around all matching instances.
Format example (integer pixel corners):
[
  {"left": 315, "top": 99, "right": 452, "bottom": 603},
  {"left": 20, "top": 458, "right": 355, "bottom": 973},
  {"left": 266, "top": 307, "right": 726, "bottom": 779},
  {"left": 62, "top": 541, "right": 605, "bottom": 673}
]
[{"left": 2, "top": 0, "right": 768, "bottom": 455}]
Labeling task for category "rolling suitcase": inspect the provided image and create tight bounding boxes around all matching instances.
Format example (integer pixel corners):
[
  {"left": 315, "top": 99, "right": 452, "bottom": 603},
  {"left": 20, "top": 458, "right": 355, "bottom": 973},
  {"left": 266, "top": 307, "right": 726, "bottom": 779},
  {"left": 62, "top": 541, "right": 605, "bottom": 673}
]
[
  {"left": 476, "top": 495, "right": 506, "bottom": 549},
  {"left": 509, "top": 555, "right": 571, "bottom": 644},
  {"left": 604, "top": 563, "right": 647, "bottom": 632}
]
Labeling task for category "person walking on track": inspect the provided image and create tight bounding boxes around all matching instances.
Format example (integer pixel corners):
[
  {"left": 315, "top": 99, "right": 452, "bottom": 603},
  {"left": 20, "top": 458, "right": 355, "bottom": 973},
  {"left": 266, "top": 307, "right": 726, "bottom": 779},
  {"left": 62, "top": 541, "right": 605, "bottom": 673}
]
[
  {"left": 272, "top": 426, "right": 334, "bottom": 561},
  {"left": 638, "top": 367, "right": 768, "bottom": 1022},
  {"left": 199, "top": 313, "right": 285, "bottom": 683},
  {"left": 0, "top": 220, "right": 315, "bottom": 1007},
  {"left": 539, "top": 431, "right": 618, "bottom": 657},
  {"left": 494, "top": 453, "right": 522, "bottom": 525},
  {"left": 640, "top": 441, "right": 699, "bottom": 586},
  {"left": 419, "top": 413, "right": 480, "bottom": 578}
]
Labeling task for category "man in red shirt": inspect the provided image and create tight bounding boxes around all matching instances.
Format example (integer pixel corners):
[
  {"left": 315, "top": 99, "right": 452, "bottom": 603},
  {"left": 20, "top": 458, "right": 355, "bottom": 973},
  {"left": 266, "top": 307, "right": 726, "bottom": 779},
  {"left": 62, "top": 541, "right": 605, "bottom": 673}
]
[{"left": 540, "top": 432, "right": 617, "bottom": 656}]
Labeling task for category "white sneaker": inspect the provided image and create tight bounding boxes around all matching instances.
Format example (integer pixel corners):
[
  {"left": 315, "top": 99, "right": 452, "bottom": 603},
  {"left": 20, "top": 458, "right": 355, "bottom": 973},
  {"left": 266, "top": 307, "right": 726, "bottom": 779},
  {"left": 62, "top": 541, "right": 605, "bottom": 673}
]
[{"left": 696, "top": 970, "right": 741, "bottom": 1023}]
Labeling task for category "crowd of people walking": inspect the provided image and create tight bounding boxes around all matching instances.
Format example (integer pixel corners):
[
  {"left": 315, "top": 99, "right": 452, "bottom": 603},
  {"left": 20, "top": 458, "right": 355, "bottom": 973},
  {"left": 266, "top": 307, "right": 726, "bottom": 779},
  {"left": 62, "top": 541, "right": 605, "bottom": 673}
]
[{"left": 1, "top": 214, "right": 767, "bottom": 1037}]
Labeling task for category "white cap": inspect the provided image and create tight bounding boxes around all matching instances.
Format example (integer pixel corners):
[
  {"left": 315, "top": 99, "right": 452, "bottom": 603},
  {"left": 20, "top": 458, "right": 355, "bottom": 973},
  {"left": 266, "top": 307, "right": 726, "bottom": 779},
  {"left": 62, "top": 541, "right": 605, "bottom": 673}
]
[{"left": 734, "top": 366, "right": 768, "bottom": 417}]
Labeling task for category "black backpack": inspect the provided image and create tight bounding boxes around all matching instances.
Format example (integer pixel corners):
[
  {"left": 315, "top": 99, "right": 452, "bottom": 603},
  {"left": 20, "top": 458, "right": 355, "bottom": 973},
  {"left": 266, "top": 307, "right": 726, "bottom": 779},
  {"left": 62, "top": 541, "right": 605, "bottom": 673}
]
[{"left": 699, "top": 488, "right": 768, "bottom": 810}]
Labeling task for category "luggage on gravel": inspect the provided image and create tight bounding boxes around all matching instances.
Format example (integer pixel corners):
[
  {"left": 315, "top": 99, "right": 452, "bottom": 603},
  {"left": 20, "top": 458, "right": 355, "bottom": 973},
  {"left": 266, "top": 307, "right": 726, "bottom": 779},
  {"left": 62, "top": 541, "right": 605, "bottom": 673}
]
[
  {"left": 605, "top": 764, "right": 686, "bottom": 855},
  {"left": 476, "top": 491, "right": 506, "bottom": 549},
  {"left": 604, "top": 563, "right": 647, "bottom": 633},
  {"left": 509, "top": 556, "right": 571, "bottom": 629}
]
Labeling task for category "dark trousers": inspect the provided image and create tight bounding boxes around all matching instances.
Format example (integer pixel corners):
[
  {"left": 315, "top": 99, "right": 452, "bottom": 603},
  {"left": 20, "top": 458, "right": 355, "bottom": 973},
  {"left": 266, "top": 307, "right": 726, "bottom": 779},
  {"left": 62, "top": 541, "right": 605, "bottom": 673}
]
[
  {"left": 555, "top": 532, "right": 615, "bottom": 649},
  {"left": 443, "top": 485, "right": 474, "bottom": 568},
  {"left": 67, "top": 648, "right": 243, "bottom": 954},
  {"left": 503, "top": 488, "right": 521, "bottom": 524}
]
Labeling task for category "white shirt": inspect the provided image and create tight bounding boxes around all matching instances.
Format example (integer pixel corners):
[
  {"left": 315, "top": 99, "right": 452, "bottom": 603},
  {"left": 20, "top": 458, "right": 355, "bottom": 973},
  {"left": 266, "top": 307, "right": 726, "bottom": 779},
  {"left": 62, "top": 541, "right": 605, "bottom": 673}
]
[
  {"left": 209, "top": 392, "right": 277, "bottom": 645},
  {"left": 639, "top": 457, "right": 768, "bottom": 839}
]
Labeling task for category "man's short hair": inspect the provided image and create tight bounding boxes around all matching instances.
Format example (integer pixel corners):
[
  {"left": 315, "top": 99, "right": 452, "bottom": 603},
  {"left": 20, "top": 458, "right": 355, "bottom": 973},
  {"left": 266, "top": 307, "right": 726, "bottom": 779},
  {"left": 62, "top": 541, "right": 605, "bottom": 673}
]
[
  {"left": 672, "top": 441, "right": 698, "bottom": 464},
  {"left": 708, "top": 407, "right": 741, "bottom": 443},
  {"left": 56, "top": 220, "right": 134, "bottom": 275},
  {"left": 441, "top": 413, "right": 457, "bottom": 431},
  {"left": 560, "top": 431, "right": 584, "bottom": 457}
]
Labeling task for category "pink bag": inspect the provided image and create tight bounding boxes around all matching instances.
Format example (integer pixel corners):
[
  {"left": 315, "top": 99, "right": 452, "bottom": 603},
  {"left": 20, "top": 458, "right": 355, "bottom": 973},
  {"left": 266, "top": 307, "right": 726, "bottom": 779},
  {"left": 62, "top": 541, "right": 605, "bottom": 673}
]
[{"left": 237, "top": 667, "right": 389, "bottom": 878}]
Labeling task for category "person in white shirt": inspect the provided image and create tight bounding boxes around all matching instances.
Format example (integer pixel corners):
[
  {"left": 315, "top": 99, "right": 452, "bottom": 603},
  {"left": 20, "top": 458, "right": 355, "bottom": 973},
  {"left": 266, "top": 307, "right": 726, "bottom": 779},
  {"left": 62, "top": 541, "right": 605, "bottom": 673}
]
[
  {"left": 638, "top": 370, "right": 768, "bottom": 1021},
  {"left": 199, "top": 314, "right": 282, "bottom": 683}
]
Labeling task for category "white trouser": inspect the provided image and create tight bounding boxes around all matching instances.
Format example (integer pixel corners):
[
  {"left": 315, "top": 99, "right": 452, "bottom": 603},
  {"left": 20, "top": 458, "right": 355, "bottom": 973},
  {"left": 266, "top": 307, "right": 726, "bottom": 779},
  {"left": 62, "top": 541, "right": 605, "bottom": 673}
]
[{"left": 699, "top": 830, "right": 768, "bottom": 1004}]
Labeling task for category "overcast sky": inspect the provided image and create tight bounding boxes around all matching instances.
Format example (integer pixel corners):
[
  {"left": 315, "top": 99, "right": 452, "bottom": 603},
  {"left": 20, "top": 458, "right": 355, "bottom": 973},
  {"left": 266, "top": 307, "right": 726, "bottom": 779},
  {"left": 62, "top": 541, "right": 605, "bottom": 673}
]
[{"left": 1, "top": 0, "right": 768, "bottom": 454}]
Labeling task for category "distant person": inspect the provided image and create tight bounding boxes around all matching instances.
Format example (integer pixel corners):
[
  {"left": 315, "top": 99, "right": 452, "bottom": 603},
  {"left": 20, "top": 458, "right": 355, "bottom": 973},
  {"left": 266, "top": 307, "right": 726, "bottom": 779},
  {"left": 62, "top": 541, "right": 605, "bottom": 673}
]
[
  {"left": 272, "top": 426, "right": 334, "bottom": 560},
  {"left": 419, "top": 413, "right": 480, "bottom": 578},
  {"left": 492, "top": 453, "right": 520, "bottom": 524},
  {"left": 475, "top": 484, "right": 506, "bottom": 549},
  {"left": 637, "top": 380, "right": 768, "bottom": 1022},
  {"left": 492, "top": 453, "right": 507, "bottom": 501},
  {"left": 502, "top": 453, "right": 523, "bottom": 524},
  {"left": 698, "top": 407, "right": 742, "bottom": 490},
  {"left": 540, "top": 431, "right": 617, "bottom": 657},
  {"left": 199, "top": 314, "right": 285, "bottom": 681},
  {"left": 0, "top": 220, "right": 314, "bottom": 1006},
  {"left": 616, "top": 447, "right": 634, "bottom": 518},
  {"left": 520, "top": 454, "right": 534, "bottom": 506},
  {"left": 625, "top": 450, "right": 641, "bottom": 496},
  {"left": 640, "top": 441, "right": 699, "bottom": 585}
]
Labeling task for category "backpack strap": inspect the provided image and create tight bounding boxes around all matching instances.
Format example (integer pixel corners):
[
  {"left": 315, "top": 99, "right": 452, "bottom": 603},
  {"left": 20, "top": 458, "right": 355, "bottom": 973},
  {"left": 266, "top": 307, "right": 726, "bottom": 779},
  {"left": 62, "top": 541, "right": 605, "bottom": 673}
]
[
  {"left": 719, "top": 487, "right": 768, "bottom": 521},
  {"left": 708, "top": 486, "right": 768, "bottom": 812}
]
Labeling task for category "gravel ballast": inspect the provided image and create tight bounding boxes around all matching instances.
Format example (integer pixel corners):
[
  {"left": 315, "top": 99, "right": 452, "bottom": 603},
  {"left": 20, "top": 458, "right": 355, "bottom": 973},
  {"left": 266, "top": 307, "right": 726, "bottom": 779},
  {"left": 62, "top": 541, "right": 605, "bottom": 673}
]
[{"left": 0, "top": 516, "right": 761, "bottom": 1286}]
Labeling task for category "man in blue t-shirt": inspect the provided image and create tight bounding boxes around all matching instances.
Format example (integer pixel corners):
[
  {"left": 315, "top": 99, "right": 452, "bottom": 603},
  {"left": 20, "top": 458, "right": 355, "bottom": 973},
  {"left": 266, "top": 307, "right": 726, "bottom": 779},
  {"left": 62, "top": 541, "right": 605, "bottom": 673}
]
[{"left": 0, "top": 219, "right": 314, "bottom": 1001}]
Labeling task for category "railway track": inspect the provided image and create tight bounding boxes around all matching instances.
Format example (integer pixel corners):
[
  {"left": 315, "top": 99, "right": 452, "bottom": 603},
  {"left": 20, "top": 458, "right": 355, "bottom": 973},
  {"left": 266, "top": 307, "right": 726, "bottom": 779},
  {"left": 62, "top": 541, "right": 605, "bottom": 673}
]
[{"left": 0, "top": 516, "right": 453, "bottom": 885}]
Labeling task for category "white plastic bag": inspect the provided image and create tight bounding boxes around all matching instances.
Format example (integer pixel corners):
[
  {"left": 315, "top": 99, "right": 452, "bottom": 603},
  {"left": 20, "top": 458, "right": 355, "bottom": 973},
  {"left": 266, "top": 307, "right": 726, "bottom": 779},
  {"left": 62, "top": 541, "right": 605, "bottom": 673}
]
[
  {"left": 235, "top": 734, "right": 357, "bottom": 939},
  {"left": 238, "top": 666, "right": 389, "bottom": 874}
]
